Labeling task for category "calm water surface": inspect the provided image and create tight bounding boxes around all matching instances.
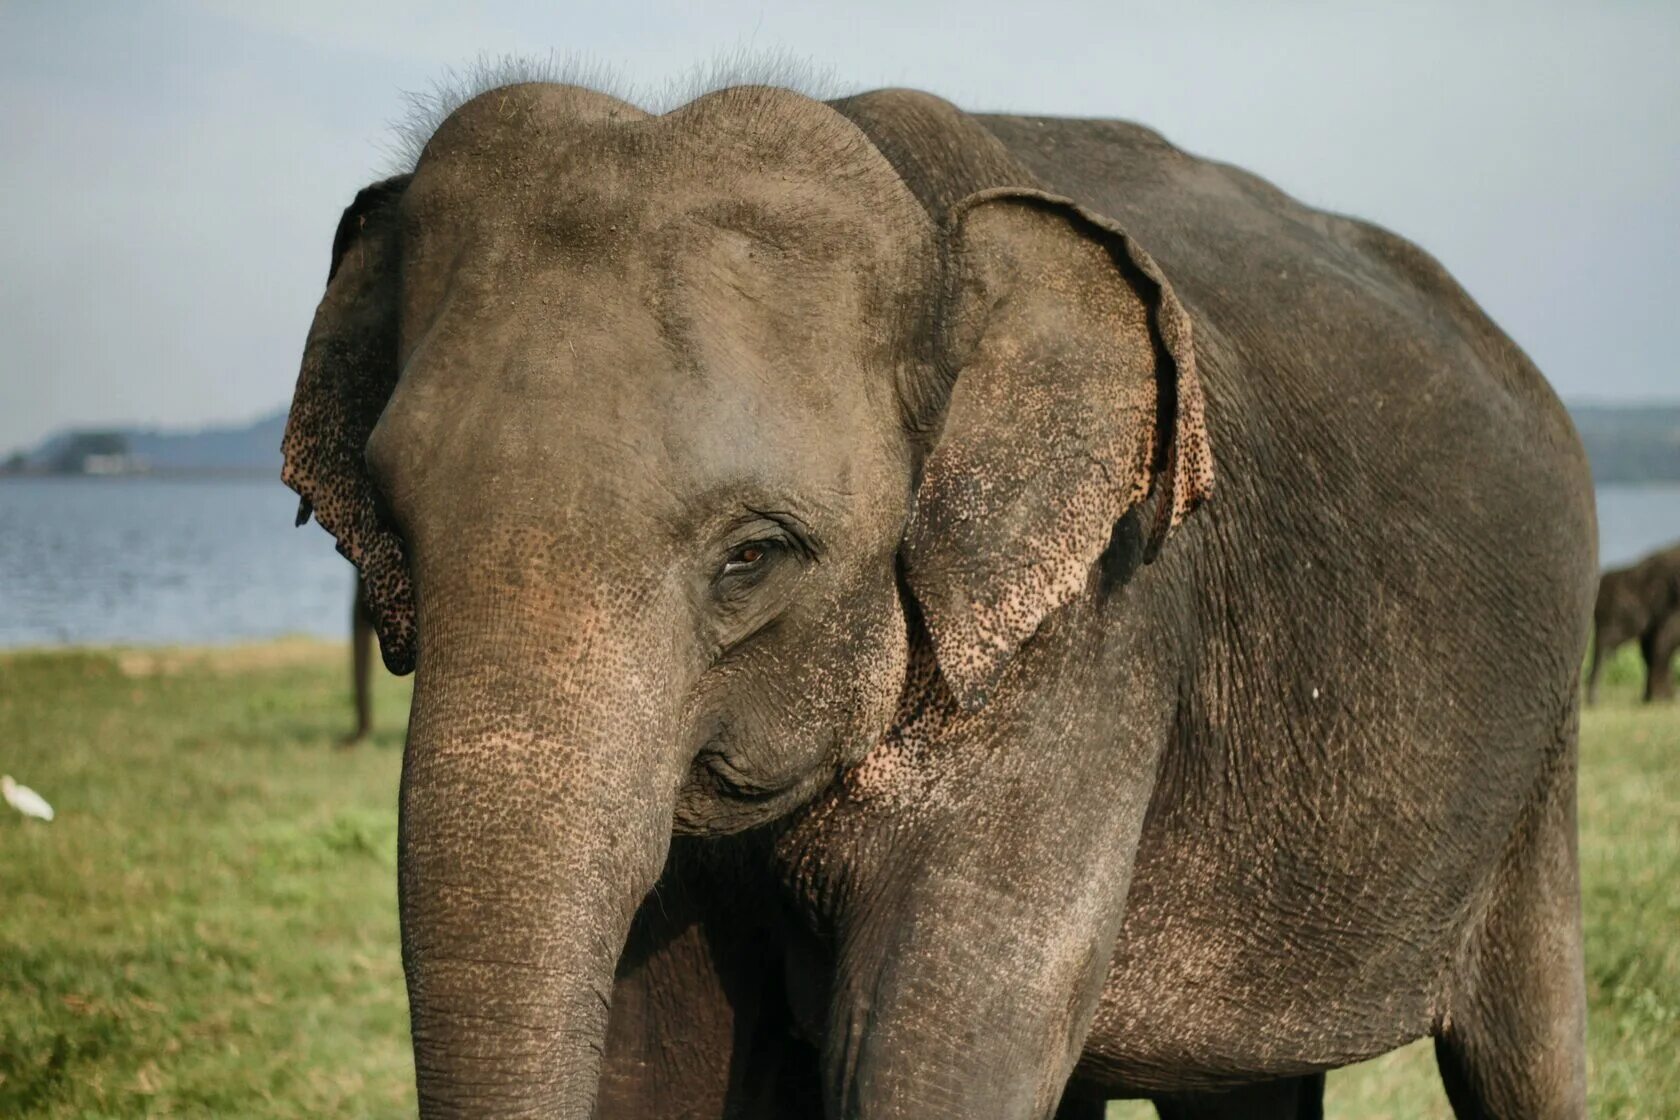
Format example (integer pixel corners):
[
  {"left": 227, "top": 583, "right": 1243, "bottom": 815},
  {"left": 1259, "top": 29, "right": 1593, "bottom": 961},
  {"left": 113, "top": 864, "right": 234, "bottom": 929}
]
[
  {"left": 2, "top": 477, "right": 1679, "bottom": 647},
  {"left": 0, "top": 477, "right": 350, "bottom": 647}
]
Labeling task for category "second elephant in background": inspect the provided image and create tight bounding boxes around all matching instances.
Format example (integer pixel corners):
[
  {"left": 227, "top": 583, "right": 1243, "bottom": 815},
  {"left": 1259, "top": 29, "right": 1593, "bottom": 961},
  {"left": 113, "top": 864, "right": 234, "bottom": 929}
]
[{"left": 1587, "top": 542, "right": 1680, "bottom": 704}]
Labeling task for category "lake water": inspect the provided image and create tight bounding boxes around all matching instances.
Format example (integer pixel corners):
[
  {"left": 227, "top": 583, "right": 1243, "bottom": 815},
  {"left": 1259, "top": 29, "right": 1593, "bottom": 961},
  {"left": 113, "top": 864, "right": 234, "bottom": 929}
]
[
  {"left": 2, "top": 477, "right": 1679, "bottom": 648},
  {"left": 0, "top": 477, "right": 351, "bottom": 647}
]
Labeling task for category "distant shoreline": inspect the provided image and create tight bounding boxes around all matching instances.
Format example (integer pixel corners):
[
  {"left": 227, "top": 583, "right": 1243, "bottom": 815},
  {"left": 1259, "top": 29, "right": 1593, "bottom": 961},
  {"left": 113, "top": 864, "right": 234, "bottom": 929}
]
[
  {"left": 0, "top": 635, "right": 349, "bottom": 665},
  {"left": 0, "top": 468, "right": 278, "bottom": 481},
  {"left": 10, "top": 400, "right": 1679, "bottom": 484}
]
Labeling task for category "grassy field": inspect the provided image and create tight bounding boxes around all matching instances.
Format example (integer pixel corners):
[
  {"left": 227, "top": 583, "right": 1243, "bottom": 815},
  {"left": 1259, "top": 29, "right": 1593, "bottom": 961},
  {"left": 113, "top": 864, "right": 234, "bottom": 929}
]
[{"left": 1, "top": 642, "right": 1675, "bottom": 1118}]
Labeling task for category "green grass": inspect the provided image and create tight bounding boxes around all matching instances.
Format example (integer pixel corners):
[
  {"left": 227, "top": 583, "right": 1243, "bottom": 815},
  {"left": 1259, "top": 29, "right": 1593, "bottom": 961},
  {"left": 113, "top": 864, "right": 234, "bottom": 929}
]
[
  {"left": 0, "top": 643, "right": 415, "bottom": 1117},
  {"left": 1, "top": 642, "right": 1674, "bottom": 1117}
]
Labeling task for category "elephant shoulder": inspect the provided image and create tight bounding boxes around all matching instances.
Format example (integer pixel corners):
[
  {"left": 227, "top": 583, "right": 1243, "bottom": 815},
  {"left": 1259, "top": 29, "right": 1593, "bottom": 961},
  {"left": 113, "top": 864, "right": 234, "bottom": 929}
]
[
  {"left": 982, "top": 113, "right": 1589, "bottom": 481},
  {"left": 1334, "top": 214, "right": 1583, "bottom": 451}
]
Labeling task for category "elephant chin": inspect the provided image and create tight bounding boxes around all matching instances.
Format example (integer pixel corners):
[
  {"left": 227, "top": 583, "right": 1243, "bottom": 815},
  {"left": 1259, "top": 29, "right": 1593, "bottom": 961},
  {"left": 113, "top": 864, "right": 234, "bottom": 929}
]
[{"left": 397, "top": 629, "right": 680, "bottom": 1119}]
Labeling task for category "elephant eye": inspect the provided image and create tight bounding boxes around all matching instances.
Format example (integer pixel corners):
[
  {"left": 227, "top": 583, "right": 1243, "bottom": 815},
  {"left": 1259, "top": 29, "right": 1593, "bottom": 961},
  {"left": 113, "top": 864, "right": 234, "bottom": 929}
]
[
  {"left": 721, "top": 541, "right": 776, "bottom": 576},
  {"left": 709, "top": 514, "right": 816, "bottom": 602}
]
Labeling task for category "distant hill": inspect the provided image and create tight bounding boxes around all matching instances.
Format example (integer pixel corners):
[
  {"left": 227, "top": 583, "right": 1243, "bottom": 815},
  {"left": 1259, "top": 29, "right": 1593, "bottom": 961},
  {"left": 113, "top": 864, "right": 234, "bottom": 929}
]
[
  {"left": 6, "top": 409, "right": 286, "bottom": 476},
  {"left": 4, "top": 401, "right": 1679, "bottom": 482}
]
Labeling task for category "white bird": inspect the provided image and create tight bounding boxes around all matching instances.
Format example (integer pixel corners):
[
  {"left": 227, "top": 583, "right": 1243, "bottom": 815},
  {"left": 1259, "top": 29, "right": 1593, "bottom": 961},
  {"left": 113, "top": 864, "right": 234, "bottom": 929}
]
[{"left": 2, "top": 775, "right": 54, "bottom": 821}]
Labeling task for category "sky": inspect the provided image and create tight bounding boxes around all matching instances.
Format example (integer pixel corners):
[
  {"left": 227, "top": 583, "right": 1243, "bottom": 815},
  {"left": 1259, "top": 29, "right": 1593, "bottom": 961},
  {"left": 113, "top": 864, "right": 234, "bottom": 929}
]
[{"left": 0, "top": 1, "right": 1675, "bottom": 454}]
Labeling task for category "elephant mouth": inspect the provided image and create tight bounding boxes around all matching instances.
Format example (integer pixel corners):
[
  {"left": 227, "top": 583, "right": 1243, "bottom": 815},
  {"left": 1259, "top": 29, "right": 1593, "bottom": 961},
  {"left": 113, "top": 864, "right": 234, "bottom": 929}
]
[{"left": 672, "top": 741, "right": 840, "bottom": 835}]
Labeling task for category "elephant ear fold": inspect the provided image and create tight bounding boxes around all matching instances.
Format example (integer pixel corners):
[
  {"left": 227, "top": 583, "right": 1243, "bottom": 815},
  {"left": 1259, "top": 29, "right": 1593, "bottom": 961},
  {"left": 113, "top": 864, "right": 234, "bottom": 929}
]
[
  {"left": 281, "top": 175, "right": 418, "bottom": 674},
  {"left": 902, "top": 187, "right": 1213, "bottom": 710}
]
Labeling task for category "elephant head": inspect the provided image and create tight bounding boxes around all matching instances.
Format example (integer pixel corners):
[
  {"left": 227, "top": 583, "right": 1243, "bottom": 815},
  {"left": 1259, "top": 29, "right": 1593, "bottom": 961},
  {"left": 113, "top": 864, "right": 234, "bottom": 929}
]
[{"left": 281, "top": 81, "right": 1210, "bottom": 1118}]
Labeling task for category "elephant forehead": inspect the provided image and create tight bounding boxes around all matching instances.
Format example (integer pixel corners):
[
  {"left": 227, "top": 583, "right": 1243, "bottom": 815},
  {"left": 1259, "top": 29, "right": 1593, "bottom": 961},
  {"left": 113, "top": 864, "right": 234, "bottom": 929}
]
[
  {"left": 383, "top": 249, "right": 900, "bottom": 538},
  {"left": 393, "top": 89, "right": 925, "bottom": 528}
]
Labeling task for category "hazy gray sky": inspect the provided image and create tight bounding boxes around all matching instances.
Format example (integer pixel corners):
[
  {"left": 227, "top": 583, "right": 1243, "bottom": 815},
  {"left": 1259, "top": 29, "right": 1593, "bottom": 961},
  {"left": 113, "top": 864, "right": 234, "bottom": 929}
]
[{"left": 1, "top": 1, "right": 1675, "bottom": 453}]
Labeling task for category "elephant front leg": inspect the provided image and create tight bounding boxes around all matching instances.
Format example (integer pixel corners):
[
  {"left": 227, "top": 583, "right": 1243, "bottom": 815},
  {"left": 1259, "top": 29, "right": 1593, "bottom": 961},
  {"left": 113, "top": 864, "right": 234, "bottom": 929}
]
[
  {"left": 596, "top": 848, "right": 818, "bottom": 1120},
  {"left": 595, "top": 888, "right": 745, "bottom": 1119},
  {"left": 821, "top": 768, "right": 1157, "bottom": 1120}
]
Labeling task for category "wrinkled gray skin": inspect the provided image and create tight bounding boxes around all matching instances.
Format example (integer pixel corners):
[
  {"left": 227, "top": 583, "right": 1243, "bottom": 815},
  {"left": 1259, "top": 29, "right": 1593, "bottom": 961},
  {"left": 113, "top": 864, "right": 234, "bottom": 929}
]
[
  {"left": 1586, "top": 542, "right": 1680, "bottom": 704},
  {"left": 282, "top": 81, "right": 1596, "bottom": 1119}
]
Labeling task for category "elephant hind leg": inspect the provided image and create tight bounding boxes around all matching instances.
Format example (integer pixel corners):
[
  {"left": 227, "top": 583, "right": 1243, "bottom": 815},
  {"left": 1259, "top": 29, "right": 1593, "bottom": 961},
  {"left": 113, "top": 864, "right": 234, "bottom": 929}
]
[
  {"left": 343, "top": 579, "right": 375, "bottom": 745},
  {"left": 1434, "top": 737, "right": 1586, "bottom": 1118},
  {"left": 1639, "top": 615, "right": 1680, "bottom": 702},
  {"left": 1054, "top": 1091, "right": 1108, "bottom": 1120},
  {"left": 1151, "top": 1074, "right": 1324, "bottom": 1120}
]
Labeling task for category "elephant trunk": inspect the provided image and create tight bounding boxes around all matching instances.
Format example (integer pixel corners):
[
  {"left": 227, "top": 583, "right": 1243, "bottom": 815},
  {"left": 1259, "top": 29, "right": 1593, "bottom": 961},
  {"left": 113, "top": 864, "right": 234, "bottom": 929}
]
[{"left": 398, "top": 607, "right": 679, "bottom": 1119}]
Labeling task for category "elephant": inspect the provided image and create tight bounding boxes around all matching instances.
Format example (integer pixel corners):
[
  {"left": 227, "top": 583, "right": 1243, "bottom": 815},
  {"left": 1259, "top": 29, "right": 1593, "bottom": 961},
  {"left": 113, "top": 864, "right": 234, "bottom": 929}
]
[
  {"left": 281, "top": 76, "right": 1597, "bottom": 1119},
  {"left": 1585, "top": 542, "right": 1680, "bottom": 704}
]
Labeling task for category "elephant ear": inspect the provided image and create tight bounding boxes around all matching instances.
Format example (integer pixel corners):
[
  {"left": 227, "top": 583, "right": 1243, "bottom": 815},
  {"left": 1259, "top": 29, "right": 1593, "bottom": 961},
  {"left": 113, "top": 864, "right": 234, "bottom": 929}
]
[
  {"left": 281, "top": 175, "right": 417, "bottom": 674},
  {"left": 902, "top": 187, "right": 1213, "bottom": 710}
]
